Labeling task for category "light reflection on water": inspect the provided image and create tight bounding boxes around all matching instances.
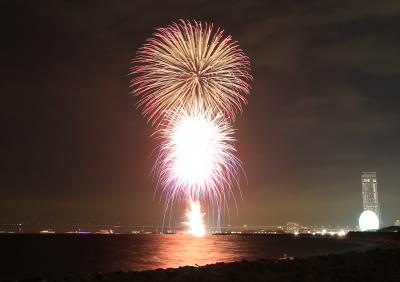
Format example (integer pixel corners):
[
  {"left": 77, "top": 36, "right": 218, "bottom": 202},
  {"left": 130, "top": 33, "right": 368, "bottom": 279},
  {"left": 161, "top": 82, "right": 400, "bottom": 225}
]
[
  {"left": 4, "top": 234, "right": 380, "bottom": 278},
  {"left": 132, "top": 235, "right": 241, "bottom": 270},
  {"left": 119, "top": 234, "right": 372, "bottom": 271}
]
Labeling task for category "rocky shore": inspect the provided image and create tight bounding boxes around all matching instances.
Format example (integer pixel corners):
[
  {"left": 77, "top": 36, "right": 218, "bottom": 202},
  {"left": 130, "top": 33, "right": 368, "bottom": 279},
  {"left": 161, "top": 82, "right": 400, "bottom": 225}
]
[{"left": 68, "top": 248, "right": 400, "bottom": 282}]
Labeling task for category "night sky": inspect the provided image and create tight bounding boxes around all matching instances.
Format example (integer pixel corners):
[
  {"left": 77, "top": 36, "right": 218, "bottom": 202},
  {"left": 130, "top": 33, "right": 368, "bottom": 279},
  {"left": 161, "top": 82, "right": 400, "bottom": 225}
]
[{"left": 1, "top": 0, "right": 399, "bottom": 227}]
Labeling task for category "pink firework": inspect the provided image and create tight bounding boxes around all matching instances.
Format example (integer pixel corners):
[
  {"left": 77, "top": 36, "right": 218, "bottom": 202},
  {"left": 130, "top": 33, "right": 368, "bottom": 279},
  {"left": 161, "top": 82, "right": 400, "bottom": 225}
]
[{"left": 131, "top": 20, "right": 252, "bottom": 125}]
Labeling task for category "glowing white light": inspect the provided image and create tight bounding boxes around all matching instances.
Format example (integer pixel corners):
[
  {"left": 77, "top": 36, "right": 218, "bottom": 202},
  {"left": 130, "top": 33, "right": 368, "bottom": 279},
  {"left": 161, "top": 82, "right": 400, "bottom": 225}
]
[
  {"left": 338, "top": 230, "right": 346, "bottom": 237},
  {"left": 359, "top": 210, "right": 379, "bottom": 231},
  {"left": 155, "top": 109, "right": 239, "bottom": 202},
  {"left": 173, "top": 115, "right": 218, "bottom": 185},
  {"left": 186, "top": 199, "right": 206, "bottom": 237}
]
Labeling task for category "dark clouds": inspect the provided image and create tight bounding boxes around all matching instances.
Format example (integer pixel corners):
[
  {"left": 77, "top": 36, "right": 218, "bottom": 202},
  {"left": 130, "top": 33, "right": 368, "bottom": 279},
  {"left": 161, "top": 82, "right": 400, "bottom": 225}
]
[{"left": 1, "top": 0, "right": 399, "bottom": 227}]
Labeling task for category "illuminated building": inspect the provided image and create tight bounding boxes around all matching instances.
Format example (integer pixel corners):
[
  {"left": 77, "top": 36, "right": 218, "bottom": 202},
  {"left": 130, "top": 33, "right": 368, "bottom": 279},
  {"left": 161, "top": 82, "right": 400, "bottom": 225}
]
[
  {"left": 286, "top": 222, "right": 299, "bottom": 234},
  {"left": 361, "top": 172, "right": 380, "bottom": 225},
  {"left": 395, "top": 220, "right": 400, "bottom": 227}
]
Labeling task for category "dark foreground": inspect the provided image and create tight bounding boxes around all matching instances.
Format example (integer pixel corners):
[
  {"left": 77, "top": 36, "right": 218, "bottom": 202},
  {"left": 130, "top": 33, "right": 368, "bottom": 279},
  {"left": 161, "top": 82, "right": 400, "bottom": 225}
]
[
  {"left": 3, "top": 234, "right": 384, "bottom": 279},
  {"left": 47, "top": 248, "right": 400, "bottom": 282}
]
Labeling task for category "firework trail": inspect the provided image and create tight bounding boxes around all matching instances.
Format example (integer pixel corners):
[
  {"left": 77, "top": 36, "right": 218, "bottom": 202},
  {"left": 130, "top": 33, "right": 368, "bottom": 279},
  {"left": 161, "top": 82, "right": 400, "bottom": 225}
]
[
  {"left": 132, "top": 20, "right": 252, "bottom": 235},
  {"left": 185, "top": 198, "right": 206, "bottom": 237},
  {"left": 131, "top": 20, "right": 252, "bottom": 125}
]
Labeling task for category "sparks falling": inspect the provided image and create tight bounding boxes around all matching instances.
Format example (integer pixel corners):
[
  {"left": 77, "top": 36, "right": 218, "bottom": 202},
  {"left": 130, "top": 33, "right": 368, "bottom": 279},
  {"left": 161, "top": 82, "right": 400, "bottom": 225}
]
[{"left": 154, "top": 108, "right": 240, "bottom": 207}]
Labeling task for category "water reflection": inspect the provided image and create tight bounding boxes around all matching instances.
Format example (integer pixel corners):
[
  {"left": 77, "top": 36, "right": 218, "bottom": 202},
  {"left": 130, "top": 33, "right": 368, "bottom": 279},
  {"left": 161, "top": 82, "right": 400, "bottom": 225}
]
[
  {"left": 128, "top": 235, "right": 241, "bottom": 270},
  {"left": 123, "top": 234, "right": 375, "bottom": 271},
  {"left": 6, "top": 234, "right": 379, "bottom": 278}
]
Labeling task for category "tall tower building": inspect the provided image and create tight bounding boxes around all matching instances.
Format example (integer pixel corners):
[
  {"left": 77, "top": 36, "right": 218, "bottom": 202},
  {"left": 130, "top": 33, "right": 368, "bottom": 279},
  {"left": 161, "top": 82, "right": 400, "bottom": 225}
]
[{"left": 361, "top": 172, "right": 380, "bottom": 224}]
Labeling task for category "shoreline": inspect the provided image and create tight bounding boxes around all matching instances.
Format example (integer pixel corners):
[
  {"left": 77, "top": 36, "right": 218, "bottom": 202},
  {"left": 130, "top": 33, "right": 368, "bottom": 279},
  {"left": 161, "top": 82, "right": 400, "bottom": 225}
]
[
  {"left": 81, "top": 247, "right": 400, "bottom": 282},
  {"left": 4, "top": 234, "right": 399, "bottom": 281}
]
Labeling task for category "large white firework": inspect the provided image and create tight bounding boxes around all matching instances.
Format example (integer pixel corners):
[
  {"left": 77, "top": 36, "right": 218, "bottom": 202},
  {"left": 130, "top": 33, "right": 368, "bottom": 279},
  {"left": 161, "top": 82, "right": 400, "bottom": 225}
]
[{"left": 153, "top": 107, "right": 241, "bottom": 209}]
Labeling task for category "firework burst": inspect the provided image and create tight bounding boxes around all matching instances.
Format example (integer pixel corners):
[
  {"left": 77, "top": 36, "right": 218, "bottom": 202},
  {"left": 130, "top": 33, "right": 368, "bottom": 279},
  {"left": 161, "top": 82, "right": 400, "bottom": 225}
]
[
  {"left": 132, "top": 20, "right": 252, "bottom": 235},
  {"left": 131, "top": 20, "right": 252, "bottom": 125},
  {"left": 153, "top": 107, "right": 241, "bottom": 209}
]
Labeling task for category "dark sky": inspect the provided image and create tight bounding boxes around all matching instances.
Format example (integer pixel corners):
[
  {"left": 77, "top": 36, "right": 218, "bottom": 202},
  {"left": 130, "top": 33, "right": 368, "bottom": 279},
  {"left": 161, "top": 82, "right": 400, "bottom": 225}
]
[{"left": 1, "top": 0, "right": 400, "bottom": 227}]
